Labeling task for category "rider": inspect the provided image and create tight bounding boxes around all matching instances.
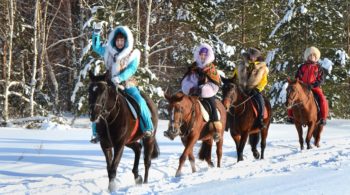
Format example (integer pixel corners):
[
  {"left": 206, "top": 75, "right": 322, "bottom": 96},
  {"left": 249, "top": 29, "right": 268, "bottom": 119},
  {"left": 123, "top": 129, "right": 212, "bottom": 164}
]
[
  {"left": 89, "top": 23, "right": 154, "bottom": 143},
  {"left": 287, "top": 46, "right": 328, "bottom": 126},
  {"left": 166, "top": 43, "right": 222, "bottom": 142},
  {"left": 233, "top": 48, "right": 268, "bottom": 129}
]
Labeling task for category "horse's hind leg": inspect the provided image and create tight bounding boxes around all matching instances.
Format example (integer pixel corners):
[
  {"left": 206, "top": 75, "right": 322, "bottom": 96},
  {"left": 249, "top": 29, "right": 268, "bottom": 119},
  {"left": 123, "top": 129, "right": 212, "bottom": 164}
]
[
  {"left": 260, "top": 124, "right": 269, "bottom": 159},
  {"left": 127, "top": 142, "right": 143, "bottom": 184},
  {"left": 142, "top": 136, "right": 156, "bottom": 183},
  {"left": 199, "top": 140, "right": 214, "bottom": 167},
  {"left": 249, "top": 133, "right": 260, "bottom": 159}
]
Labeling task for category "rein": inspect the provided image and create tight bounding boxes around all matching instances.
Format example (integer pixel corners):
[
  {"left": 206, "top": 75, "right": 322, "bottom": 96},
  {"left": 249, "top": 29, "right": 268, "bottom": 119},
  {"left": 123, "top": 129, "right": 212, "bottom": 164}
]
[{"left": 227, "top": 93, "right": 254, "bottom": 116}]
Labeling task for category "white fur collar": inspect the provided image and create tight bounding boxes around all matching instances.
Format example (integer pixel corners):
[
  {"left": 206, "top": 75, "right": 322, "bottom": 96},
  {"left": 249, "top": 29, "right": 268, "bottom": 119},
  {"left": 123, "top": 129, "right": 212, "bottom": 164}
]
[{"left": 193, "top": 43, "right": 215, "bottom": 68}]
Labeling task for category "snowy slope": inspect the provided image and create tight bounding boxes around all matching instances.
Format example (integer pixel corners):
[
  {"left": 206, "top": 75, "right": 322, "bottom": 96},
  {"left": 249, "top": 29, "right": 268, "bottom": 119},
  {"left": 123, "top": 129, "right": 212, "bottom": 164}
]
[{"left": 0, "top": 119, "right": 349, "bottom": 195}]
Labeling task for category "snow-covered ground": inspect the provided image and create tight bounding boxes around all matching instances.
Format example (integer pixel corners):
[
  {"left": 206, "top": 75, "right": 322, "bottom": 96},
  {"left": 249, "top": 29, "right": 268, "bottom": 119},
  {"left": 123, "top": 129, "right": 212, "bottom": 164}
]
[{"left": 0, "top": 119, "right": 350, "bottom": 195}]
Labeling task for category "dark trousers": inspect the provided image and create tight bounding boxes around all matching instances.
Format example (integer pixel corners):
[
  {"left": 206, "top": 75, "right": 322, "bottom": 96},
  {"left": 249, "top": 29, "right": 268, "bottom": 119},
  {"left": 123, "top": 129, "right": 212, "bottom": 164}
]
[
  {"left": 251, "top": 89, "right": 265, "bottom": 120},
  {"left": 205, "top": 96, "right": 219, "bottom": 121}
]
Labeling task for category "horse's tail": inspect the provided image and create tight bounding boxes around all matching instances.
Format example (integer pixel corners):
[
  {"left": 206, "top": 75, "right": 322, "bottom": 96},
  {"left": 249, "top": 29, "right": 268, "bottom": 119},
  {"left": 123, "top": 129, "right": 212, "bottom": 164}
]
[
  {"left": 198, "top": 141, "right": 211, "bottom": 161},
  {"left": 151, "top": 138, "right": 160, "bottom": 159}
]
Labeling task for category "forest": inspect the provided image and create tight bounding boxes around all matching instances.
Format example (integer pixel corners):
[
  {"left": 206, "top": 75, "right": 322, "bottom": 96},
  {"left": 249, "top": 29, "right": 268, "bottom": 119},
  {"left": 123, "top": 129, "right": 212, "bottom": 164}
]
[{"left": 0, "top": 0, "right": 349, "bottom": 124}]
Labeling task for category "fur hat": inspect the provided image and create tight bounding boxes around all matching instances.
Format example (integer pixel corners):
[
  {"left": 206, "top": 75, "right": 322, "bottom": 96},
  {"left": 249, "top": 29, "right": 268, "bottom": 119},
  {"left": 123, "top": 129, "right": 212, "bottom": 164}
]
[
  {"left": 242, "top": 48, "right": 261, "bottom": 61},
  {"left": 304, "top": 46, "right": 321, "bottom": 61}
]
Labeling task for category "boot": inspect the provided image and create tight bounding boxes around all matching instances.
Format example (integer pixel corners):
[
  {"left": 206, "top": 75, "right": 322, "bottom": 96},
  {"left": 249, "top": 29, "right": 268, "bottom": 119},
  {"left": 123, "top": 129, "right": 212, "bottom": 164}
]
[
  {"left": 213, "top": 121, "right": 222, "bottom": 142},
  {"left": 286, "top": 117, "right": 294, "bottom": 124},
  {"left": 143, "top": 130, "right": 153, "bottom": 138},
  {"left": 90, "top": 135, "right": 100, "bottom": 144},
  {"left": 319, "top": 118, "right": 327, "bottom": 126}
]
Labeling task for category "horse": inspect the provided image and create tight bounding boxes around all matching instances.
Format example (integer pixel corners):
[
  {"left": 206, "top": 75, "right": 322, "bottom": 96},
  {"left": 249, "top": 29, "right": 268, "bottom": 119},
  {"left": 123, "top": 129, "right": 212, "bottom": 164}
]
[
  {"left": 286, "top": 78, "right": 324, "bottom": 150},
  {"left": 222, "top": 77, "right": 272, "bottom": 162},
  {"left": 164, "top": 91, "right": 226, "bottom": 177},
  {"left": 88, "top": 71, "right": 159, "bottom": 192}
]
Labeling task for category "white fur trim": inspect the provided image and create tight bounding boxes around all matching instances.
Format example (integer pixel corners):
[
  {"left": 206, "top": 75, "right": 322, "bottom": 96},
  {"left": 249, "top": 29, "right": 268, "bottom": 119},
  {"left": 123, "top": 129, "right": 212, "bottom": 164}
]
[
  {"left": 193, "top": 43, "right": 215, "bottom": 68},
  {"left": 304, "top": 46, "right": 321, "bottom": 61},
  {"left": 104, "top": 26, "right": 135, "bottom": 65}
]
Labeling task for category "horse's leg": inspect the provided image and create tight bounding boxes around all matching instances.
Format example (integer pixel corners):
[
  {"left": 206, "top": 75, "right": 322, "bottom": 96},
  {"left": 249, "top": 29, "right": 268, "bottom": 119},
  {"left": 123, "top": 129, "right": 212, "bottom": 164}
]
[
  {"left": 199, "top": 140, "right": 214, "bottom": 167},
  {"left": 108, "top": 144, "right": 125, "bottom": 192},
  {"left": 249, "top": 133, "right": 260, "bottom": 159},
  {"left": 314, "top": 125, "right": 324, "bottom": 147},
  {"left": 142, "top": 136, "right": 155, "bottom": 183},
  {"left": 126, "top": 142, "right": 143, "bottom": 184},
  {"left": 175, "top": 134, "right": 198, "bottom": 177},
  {"left": 230, "top": 129, "right": 241, "bottom": 158},
  {"left": 188, "top": 150, "right": 197, "bottom": 173},
  {"left": 260, "top": 123, "right": 269, "bottom": 159},
  {"left": 295, "top": 123, "right": 304, "bottom": 150},
  {"left": 306, "top": 123, "right": 316, "bottom": 149},
  {"left": 216, "top": 135, "right": 223, "bottom": 167},
  {"left": 237, "top": 131, "right": 249, "bottom": 162}
]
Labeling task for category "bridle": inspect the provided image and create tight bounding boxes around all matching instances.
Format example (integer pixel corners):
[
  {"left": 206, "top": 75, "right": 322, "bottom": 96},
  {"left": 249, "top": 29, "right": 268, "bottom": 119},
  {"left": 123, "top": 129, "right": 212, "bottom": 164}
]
[
  {"left": 168, "top": 98, "right": 196, "bottom": 136},
  {"left": 224, "top": 85, "right": 254, "bottom": 116},
  {"left": 286, "top": 84, "right": 311, "bottom": 109},
  {"left": 90, "top": 81, "right": 120, "bottom": 125}
]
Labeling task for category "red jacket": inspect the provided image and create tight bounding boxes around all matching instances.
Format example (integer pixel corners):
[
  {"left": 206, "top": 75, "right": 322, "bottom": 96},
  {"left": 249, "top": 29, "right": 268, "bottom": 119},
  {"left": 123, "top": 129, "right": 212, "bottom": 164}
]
[{"left": 295, "top": 61, "right": 325, "bottom": 88}]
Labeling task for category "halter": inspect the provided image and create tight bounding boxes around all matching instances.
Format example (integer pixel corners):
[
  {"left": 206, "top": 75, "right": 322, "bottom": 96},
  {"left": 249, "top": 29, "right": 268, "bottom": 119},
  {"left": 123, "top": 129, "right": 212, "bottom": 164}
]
[
  {"left": 169, "top": 97, "right": 196, "bottom": 136},
  {"left": 286, "top": 85, "right": 311, "bottom": 109},
  {"left": 225, "top": 89, "right": 255, "bottom": 116}
]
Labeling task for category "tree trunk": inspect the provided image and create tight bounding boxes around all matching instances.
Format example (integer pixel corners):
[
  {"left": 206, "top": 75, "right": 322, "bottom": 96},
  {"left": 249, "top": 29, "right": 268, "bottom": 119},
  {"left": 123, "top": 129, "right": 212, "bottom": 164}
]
[
  {"left": 241, "top": 0, "right": 246, "bottom": 45},
  {"left": 3, "top": 0, "right": 15, "bottom": 122},
  {"left": 30, "top": 0, "right": 40, "bottom": 117},
  {"left": 144, "top": 0, "right": 152, "bottom": 68},
  {"left": 37, "top": 0, "right": 48, "bottom": 90},
  {"left": 45, "top": 53, "right": 59, "bottom": 114}
]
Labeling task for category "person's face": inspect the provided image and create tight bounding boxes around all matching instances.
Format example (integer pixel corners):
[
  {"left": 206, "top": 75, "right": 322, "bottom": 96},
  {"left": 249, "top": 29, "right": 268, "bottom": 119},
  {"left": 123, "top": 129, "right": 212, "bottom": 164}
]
[
  {"left": 199, "top": 52, "right": 207, "bottom": 63},
  {"left": 249, "top": 56, "right": 257, "bottom": 62},
  {"left": 115, "top": 37, "right": 125, "bottom": 49},
  {"left": 307, "top": 53, "right": 317, "bottom": 62}
]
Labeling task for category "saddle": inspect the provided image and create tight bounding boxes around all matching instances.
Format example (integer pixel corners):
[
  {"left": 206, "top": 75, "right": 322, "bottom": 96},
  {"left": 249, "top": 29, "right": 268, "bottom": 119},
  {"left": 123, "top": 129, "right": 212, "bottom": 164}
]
[
  {"left": 198, "top": 99, "right": 221, "bottom": 122},
  {"left": 119, "top": 89, "right": 140, "bottom": 120}
]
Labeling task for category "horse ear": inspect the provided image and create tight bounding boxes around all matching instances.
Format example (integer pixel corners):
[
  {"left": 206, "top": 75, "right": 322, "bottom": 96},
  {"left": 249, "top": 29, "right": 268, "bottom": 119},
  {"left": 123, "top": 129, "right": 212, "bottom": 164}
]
[{"left": 221, "top": 76, "right": 234, "bottom": 85}]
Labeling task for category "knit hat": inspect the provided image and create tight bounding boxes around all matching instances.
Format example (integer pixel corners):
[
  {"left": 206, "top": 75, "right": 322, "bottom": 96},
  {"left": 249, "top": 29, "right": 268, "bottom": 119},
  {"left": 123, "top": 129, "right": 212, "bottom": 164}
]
[
  {"left": 199, "top": 47, "right": 208, "bottom": 55},
  {"left": 304, "top": 46, "right": 321, "bottom": 61}
]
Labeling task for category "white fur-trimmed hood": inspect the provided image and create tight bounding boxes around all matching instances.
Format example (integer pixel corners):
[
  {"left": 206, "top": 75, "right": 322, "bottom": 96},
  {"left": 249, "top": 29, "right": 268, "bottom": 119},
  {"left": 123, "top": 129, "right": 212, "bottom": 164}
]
[
  {"left": 193, "top": 43, "right": 215, "bottom": 68},
  {"left": 304, "top": 46, "right": 321, "bottom": 62},
  {"left": 104, "top": 26, "right": 135, "bottom": 63}
]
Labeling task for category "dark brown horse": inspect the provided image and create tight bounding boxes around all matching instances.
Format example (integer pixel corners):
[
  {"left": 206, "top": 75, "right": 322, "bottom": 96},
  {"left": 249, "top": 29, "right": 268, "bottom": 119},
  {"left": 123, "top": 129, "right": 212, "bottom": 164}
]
[
  {"left": 164, "top": 91, "right": 226, "bottom": 177},
  {"left": 222, "top": 78, "right": 271, "bottom": 162},
  {"left": 286, "top": 78, "right": 324, "bottom": 150},
  {"left": 88, "top": 71, "right": 159, "bottom": 192}
]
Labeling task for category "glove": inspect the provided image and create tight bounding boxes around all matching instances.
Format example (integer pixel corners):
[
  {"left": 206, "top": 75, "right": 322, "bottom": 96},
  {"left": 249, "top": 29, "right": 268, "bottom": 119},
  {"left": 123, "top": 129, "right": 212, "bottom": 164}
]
[
  {"left": 93, "top": 22, "right": 103, "bottom": 35},
  {"left": 111, "top": 76, "right": 120, "bottom": 85},
  {"left": 307, "top": 84, "right": 312, "bottom": 91}
]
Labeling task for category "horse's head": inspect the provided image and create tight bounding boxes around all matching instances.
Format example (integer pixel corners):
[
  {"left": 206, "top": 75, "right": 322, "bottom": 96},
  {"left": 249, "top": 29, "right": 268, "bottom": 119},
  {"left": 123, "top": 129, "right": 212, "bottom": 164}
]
[
  {"left": 286, "top": 78, "right": 305, "bottom": 108},
  {"left": 88, "top": 70, "right": 116, "bottom": 122},
  {"left": 221, "top": 77, "right": 239, "bottom": 111},
  {"left": 164, "top": 91, "right": 193, "bottom": 139}
]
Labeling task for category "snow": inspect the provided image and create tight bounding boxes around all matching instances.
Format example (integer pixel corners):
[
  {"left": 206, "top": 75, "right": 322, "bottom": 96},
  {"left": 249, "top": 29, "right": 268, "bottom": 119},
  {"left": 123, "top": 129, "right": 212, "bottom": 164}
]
[
  {"left": 265, "top": 48, "right": 279, "bottom": 66},
  {"left": 335, "top": 50, "right": 349, "bottom": 66},
  {"left": 300, "top": 5, "right": 308, "bottom": 14},
  {"left": 319, "top": 58, "right": 333, "bottom": 74},
  {"left": 1, "top": 118, "right": 350, "bottom": 194},
  {"left": 269, "top": 4, "right": 295, "bottom": 38}
]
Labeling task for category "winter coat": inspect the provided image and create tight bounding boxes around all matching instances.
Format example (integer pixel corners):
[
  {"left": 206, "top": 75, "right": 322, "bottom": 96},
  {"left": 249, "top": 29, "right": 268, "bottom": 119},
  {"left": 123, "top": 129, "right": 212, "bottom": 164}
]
[
  {"left": 234, "top": 60, "right": 268, "bottom": 92},
  {"left": 92, "top": 26, "right": 140, "bottom": 88},
  {"left": 295, "top": 61, "right": 324, "bottom": 88},
  {"left": 181, "top": 43, "right": 220, "bottom": 97}
]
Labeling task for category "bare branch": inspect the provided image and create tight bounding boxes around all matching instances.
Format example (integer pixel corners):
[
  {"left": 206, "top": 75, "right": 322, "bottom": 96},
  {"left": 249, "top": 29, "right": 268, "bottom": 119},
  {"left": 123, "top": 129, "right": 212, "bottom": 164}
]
[
  {"left": 46, "top": 33, "right": 86, "bottom": 50},
  {"left": 149, "top": 46, "right": 174, "bottom": 57}
]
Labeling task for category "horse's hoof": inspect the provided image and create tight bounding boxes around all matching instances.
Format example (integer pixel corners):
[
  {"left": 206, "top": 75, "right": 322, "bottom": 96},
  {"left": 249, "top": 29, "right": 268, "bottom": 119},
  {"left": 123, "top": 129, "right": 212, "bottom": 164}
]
[
  {"left": 108, "top": 181, "right": 117, "bottom": 192},
  {"left": 175, "top": 171, "right": 181, "bottom": 177},
  {"left": 253, "top": 151, "right": 260, "bottom": 159},
  {"left": 208, "top": 161, "right": 214, "bottom": 168},
  {"left": 135, "top": 175, "right": 143, "bottom": 185}
]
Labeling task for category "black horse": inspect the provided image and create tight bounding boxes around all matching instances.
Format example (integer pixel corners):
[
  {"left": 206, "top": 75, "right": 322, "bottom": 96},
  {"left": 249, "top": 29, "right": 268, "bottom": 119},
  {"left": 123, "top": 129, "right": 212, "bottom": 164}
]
[{"left": 88, "top": 71, "right": 159, "bottom": 192}]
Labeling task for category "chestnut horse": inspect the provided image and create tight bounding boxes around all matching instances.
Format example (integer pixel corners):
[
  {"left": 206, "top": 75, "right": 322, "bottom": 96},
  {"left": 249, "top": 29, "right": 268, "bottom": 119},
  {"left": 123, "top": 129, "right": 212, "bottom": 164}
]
[
  {"left": 88, "top": 71, "right": 159, "bottom": 192},
  {"left": 164, "top": 91, "right": 226, "bottom": 177},
  {"left": 222, "top": 78, "right": 271, "bottom": 162},
  {"left": 286, "top": 78, "right": 324, "bottom": 150}
]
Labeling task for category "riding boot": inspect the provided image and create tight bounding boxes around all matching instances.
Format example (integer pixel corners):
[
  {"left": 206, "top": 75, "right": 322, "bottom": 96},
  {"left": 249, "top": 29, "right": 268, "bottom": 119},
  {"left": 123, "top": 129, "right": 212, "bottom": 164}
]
[
  {"left": 252, "top": 90, "right": 266, "bottom": 129},
  {"left": 207, "top": 96, "right": 220, "bottom": 142},
  {"left": 90, "top": 122, "right": 100, "bottom": 144}
]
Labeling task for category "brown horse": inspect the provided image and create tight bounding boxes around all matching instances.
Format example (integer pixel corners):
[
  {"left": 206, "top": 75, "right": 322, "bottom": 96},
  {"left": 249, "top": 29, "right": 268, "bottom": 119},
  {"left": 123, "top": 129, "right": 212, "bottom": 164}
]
[
  {"left": 88, "top": 71, "right": 159, "bottom": 192},
  {"left": 164, "top": 91, "right": 226, "bottom": 177},
  {"left": 286, "top": 78, "right": 324, "bottom": 150},
  {"left": 222, "top": 78, "right": 271, "bottom": 162}
]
